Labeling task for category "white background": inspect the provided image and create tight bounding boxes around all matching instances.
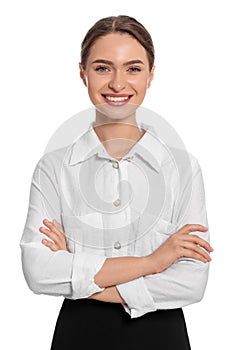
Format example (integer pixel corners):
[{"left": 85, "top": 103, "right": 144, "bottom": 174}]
[{"left": 1, "top": 0, "right": 233, "bottom": 349}]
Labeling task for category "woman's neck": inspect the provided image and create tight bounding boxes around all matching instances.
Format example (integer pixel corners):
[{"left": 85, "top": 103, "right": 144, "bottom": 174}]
[{"left": 93, "top": 114, "right": 145, "bottom": 160}]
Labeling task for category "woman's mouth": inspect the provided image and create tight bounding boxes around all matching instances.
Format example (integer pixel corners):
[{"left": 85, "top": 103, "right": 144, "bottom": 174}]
[{"left": 102, "top": 94, "right": 132, "bottom": 106}]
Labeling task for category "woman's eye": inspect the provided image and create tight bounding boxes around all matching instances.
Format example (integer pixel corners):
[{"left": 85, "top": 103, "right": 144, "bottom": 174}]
[
  {"left": 128, "top": 66, "right": 141, "bottom": 72},
  {"left": 95, "top": 66, "right": 110, "bottom": 72}
]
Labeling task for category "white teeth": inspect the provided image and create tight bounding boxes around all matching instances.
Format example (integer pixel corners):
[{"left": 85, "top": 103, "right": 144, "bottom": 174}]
[{"left": 105, "top": 95, "right": 129, "bottom": 102}]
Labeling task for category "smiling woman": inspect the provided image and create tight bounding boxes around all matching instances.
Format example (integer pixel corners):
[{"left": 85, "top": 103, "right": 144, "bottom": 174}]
[
  {"left": 19, "top": 15, "right": 212, "bottom": 350},
  {"left": 80, "top": 32, "right": 154, "bottom": 111}
]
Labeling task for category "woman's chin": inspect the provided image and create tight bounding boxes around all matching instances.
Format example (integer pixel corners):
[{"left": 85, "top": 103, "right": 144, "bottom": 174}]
[{"left": 94, "top": 102, "right": 140, "bottom": 120}]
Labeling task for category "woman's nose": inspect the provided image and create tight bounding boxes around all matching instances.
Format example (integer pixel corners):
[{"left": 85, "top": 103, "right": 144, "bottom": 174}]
[{"left": 108, "top": 71, "right": 126, "bottom": 92}]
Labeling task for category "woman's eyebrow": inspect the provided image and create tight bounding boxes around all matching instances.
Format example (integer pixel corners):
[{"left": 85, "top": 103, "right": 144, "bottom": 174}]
[
  {"left": 91, "top": 59, "right": 113, "bottom": 65},
  {"left": 123, "top": 60, "right": 145, "bottom": 66},
  {"left": 91, "top": 59, "right": 145, "bottom": 66}
]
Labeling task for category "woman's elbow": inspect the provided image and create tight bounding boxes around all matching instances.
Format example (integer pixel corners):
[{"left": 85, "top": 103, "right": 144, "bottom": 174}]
[
  {"left": 190, "top": 284, "right": 207, "bottom": 304},
  {"left": 189, "top": 264, "right": 209, "bottom": 304},
  {"left": 21, "top": 257, "right": 45, "bottom": 294},
  {"left": 20, "top": 247, "right": 48, "bottom": 295}
]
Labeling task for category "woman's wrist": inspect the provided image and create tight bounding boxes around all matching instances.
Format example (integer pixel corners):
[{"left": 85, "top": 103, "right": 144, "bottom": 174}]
[
  {"left": 94, "top": 255, "right": 156, "bottom": 288},
  {"left": 141, "top": 255, "right": 158, "bottom": 276}
]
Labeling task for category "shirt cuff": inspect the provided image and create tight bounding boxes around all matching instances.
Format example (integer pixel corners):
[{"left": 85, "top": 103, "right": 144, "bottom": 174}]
[
  {"left": 71, "top": 252, "right": 107, "bottom": 299},
  {"left": 116, "top": 277, "right": 157, "bottom": 318}
]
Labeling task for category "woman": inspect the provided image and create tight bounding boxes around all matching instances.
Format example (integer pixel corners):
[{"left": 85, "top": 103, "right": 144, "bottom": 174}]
[{"left": 20, "top": 16, "right": 213, "bottom": 350}]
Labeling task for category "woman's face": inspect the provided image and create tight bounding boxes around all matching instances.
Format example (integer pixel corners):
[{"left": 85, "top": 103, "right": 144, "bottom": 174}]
[{"left": 79, "top": 33, "right": 154, "bottom": 114}]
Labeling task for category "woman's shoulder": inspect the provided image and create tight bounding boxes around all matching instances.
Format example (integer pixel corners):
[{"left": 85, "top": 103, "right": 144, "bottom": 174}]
[
  {"left": 162, "top": 145, "right": 200, "bottom": 171},
  {"left": 33, "top": 144, "right": 73, "bottom": 174}
]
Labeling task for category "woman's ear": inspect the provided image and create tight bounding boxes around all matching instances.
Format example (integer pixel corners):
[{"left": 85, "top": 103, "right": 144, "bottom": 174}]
[
  {"left": 79, "top": 63, "right": 87, "bottom": 87},
  {"left": 147, "top": 65, "right": 155, "bottom": 88}
]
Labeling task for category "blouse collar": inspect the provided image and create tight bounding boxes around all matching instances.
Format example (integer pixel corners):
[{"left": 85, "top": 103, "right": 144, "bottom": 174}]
[{"left": 68, "top": 121, "right": 169, "bottom": 173}]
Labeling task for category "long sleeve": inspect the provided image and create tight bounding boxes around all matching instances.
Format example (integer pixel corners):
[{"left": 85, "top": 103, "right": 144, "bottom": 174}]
[
  {"left": 19, "top": 153, "right": 107, "bottom": 299},
  {"left": 116, "top": 156, "right": 210, "bottom": 318}
]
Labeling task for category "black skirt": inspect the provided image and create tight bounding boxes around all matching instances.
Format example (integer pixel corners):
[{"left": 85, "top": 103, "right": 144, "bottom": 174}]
[{"left": 50, "top": 298, "right": 191, "bottom": 350}]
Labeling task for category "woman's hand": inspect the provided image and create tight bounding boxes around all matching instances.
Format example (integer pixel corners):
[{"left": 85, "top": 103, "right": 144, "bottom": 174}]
[
  {"left": 39, "top": 219, "right": 70, "bottom": 252},
  {"left": 147, "top": 224, "right": 213, "bottom": 274}
]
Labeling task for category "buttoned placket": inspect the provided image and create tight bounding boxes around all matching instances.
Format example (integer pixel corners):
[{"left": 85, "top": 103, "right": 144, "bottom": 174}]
[
  {"left": 111, "top": 156, "right": 135, "bottom": 257},
  {"left": 97, "top": 149, "right": 135, "bottom": 257},
  {"left": 112, "top": 158, "right": 122, "bottom": 256}
]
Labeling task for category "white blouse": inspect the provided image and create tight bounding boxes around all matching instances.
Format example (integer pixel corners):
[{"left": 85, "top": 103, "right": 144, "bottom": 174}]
[{"left": 19, "top": 121, "right": 210, "bottom": 318}]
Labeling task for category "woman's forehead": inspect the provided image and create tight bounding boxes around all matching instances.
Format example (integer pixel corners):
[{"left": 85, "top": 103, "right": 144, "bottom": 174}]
[{"left": 86, "top": 33, "right": 149, "bottom": 66}]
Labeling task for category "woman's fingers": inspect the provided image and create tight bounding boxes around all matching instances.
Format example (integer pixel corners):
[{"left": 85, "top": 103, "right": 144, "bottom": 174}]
[
  {"left": 186, "top": 234, "right": 213, "bottom": 252},
  {"left": 39, "top": 226, "right": 59, "bottom": 243},
  {"left": 177, "top": 224, "right": 214, "bottom": 253},
  {"left": 52, "top": 219, "right": 65, "bottom": 233},
  {"left": 40, "top": 219, "right": 64, "bottom": 242},
  {"left": 179, "top": 224, "right": 208, "bottom": 234},
  {"left": 40, "top": 218, "right": 69, "bottom": 252},
  {"left": 42, "top": 219, "right": 64, "bottom": 237},
  {"left": 180, "top": 247, "right": 209, "bottom": 263},
  {"left": 41, "top": 239, "right": 58, "bottom": 251},
  {"left": 182, "top": 241, "right": 211, "bottom": 262}
]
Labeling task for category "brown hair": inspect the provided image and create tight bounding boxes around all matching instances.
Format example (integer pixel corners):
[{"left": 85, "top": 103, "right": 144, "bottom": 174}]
[{"left": 81, "top": 15, "right": 155, "bottom": 71}]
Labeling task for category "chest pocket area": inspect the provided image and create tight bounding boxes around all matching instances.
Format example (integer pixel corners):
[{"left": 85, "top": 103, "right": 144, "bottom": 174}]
[
  {"left": 133, "top": 215, "right": 178, "bottom": 256},
  {"left": 61, "top": 213, "right": 104, "bottom": 254},
  {"left": 149, "top": 218, "right": 178, "bottom": 252}
]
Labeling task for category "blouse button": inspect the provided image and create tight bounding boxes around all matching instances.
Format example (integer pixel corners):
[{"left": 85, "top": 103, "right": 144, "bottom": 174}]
[
  {"left": 113, "top": 198, "right": 121, "bottom": 207},
  {"left": 112, "top": 161, "right": 119, "bottom": 169},
  {"left": 114, "top": 241, "right": 121, "bottom": 249}
]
